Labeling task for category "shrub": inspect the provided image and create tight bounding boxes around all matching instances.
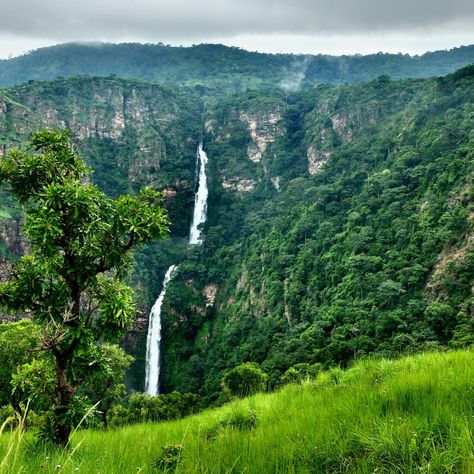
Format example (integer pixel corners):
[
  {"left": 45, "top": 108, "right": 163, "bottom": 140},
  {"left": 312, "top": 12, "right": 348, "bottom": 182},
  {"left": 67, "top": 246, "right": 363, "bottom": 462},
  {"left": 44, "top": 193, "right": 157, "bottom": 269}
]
[
  {"left": 205, "top": 408, "right": 258, "bottom": 439},
  {"left": 222, "top": 362, "right": 267, "bottom": 398},
  {"left": 107, "top": 391, "right": 201, "bottom": 427},
  {"left": 280, "top": 363, "right": 322, "bottom": 386},
  {"left": 152, "top": 444, "right": 184, "bottom": 472}
]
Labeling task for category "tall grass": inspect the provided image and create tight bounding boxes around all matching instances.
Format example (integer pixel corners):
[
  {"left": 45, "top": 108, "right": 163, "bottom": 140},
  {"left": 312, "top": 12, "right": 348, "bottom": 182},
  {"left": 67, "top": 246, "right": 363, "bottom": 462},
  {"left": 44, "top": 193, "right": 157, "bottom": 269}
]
[
  {"left": 1, "top": 350, "right": 473, "bottom": 473},
  {"left": 0, "top": 402, "right": 28, "bottom": 473}
]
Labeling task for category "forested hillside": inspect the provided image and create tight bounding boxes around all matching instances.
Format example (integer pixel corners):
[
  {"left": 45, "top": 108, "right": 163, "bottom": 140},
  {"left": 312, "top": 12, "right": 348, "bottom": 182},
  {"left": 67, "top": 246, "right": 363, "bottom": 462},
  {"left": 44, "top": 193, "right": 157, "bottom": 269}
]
[
  {"left": 159, "top": 66, "right": 474, "bottom": 401},
  {"left": 0, "top": 58, "right": 472, "bottom": 399},
  {"left": 1, "top": 42, "right": 474, "bottom": 89}
]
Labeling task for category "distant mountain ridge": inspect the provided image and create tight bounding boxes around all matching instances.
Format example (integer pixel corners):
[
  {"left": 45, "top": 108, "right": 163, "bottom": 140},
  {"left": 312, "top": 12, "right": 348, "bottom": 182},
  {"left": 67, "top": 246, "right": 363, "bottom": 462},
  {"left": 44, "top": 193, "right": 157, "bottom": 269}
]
[{"left": 1, "top": 42, "right": 474, "bottom": 89}]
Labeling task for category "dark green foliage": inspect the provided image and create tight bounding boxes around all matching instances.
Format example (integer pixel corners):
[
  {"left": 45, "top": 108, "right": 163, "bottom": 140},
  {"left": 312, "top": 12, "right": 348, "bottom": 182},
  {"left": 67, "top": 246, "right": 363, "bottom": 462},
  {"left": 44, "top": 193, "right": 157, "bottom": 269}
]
[
  {"left": 84, "top": 344, "right": 134, "bottom": 427},
  {"left": 0, "top": 130, "right": 169, "bottom": 444},
  {"left": 280, "top": 363, "right": 321, "bottom": 386},
  {"left": 152, "top": 444, "right": 184, "bottom": 472},
  {"left": 160, "top": 69, "right": 474, "bottom": 402},
  {"left": 0, "top": 320, "right": 48, "bottom": 420},
  {"left": 1, "top": 42, "right": 474, "bottom": 89},
  {"left": 222, "top": 363, "right": 267, "bottom": 398},
  {"left": 107, "top": 391, "right": 201, "bottom": 427}
]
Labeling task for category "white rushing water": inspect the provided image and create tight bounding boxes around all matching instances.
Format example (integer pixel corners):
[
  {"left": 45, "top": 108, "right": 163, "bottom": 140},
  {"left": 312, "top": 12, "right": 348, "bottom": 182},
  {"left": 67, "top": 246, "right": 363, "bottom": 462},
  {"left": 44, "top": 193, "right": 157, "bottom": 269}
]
[
  {"left": 189, "top": 143, "right": 209, "bottom": 245},
  {"left": 145, "top": 142, "right": 208, "bottom": 395},
  {"left": 145, "top": 264, "right": 177, "bottom": 396}
]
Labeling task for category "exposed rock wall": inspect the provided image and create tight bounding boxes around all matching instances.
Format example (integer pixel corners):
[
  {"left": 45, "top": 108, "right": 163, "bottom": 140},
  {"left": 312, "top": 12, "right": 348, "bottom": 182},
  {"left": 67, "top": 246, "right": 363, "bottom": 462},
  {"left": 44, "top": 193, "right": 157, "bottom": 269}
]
[
  {"left": 239, "top": 110, "right": 284, "bottom": 163},
  {"left": 205, "top": 96, "right": 286, "bottom": 195},
  {"left": 0, "top": 77, "right": 199, "bottom": 191}
]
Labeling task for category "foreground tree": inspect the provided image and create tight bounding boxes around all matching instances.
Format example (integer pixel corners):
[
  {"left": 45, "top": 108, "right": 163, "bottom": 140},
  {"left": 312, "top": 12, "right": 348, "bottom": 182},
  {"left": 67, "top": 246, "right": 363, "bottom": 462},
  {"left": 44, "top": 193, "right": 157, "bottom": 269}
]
[{"left": 0, "top": 129, "right": 169, "bottom": 445}]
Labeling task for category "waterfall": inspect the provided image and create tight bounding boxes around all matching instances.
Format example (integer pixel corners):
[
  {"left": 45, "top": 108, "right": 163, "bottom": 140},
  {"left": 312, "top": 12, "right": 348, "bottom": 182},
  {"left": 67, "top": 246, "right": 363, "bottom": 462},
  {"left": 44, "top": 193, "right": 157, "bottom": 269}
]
[
  {"left": 189, "top": 143, "right": 209, "bottom": 245},
  {"left": 145, "top": 142, "right": 208, "bottom": 395},
  {"left": 144, "top": 264, "right": 177, "bottom": 396}
]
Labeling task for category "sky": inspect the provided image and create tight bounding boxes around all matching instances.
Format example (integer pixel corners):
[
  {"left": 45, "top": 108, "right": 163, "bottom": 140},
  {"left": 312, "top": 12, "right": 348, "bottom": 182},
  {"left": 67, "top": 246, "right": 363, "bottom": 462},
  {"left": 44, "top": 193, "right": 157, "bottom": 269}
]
[{"left": 1, "top": 0, "right": 474, "bottom": 59}]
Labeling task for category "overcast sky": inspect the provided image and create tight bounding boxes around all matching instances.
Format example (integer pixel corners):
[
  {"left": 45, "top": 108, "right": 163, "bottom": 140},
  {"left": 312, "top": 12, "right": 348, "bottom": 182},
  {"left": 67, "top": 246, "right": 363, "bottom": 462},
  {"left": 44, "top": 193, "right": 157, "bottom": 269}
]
[{"left": 1, "top": 0, "right": 474, "bottom": 59}]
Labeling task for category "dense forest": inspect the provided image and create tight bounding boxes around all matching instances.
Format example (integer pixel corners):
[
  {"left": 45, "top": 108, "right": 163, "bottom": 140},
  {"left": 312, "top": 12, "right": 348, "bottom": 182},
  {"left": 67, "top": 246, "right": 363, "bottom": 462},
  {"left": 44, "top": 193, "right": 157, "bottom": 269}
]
[
  {"left": 159, "top": 67, "right": 474, "bottom": 401},
  {"left": 1, "top": 42, "right": 474, "bottom": 89},
  {"left": 0, "top": 43, "right": 472, "bottom": 408}
]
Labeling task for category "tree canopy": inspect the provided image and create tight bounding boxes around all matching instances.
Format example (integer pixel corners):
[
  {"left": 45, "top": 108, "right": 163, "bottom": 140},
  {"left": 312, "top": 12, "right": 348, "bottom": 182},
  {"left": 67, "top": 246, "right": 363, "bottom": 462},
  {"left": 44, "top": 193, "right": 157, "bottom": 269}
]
[{"left": 0, "top": 129, "right": 169, "bottom": 444}]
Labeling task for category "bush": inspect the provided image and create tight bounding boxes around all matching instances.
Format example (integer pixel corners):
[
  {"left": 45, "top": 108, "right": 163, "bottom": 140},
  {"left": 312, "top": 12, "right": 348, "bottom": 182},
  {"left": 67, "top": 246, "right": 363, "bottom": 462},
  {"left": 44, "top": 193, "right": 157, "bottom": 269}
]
[
  {"left": 222, "top": 362, "right": 267, "bottom": 398},
  {"left": 152, "top": 444, "right": 184, "bottom": 472},
  {"left": 108, "top": 391, "right": 201, "bottom": 427},
  {"left": 205, "top": 408, "right": 258, "bottom": 439},
  {"left": 280, "top": 363, "right": 322, "bottom": 386}
]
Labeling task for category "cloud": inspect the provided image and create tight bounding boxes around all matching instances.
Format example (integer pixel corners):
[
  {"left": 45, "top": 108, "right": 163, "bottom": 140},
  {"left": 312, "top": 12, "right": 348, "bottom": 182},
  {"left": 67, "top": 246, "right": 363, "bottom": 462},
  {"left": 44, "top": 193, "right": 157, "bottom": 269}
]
[{"left": 1, "top": 0, "right": 473, "bottom": 42}]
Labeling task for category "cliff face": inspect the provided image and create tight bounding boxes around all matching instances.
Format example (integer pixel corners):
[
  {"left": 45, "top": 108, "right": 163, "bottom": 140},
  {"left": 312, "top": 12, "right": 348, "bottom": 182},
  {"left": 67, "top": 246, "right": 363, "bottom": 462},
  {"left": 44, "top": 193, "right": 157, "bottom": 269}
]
[
  {"left": 239, "top": 109, "right": 284, "bottom": 164},
  {"left": 0, "top": 76, "right": 203, "bottom": 253},
  {"left": 0, "top": 77, "right": 201, "bottom": 343},
  {"left": 203, "top": 94, "right": 286, "bottom": 197},
  {"left": 0, "top": 77, "right": 201, "bottom": 192},
  {"left": 302, "top": 78, "right": 423, "bottom": 176},
  {"left": 0, "top": 217, "right": 26, "bottom": 256},
  {"left": 0, "top": 258, "right": 13, "bottom": 323}
]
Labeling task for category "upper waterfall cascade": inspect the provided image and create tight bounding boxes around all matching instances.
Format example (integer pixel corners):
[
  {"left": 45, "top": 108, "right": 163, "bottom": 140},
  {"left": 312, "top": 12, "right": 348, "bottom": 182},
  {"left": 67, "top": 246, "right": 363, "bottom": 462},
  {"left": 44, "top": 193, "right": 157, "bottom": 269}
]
[
  {"left": 189, "top": 143, "right": 209, "bottom": 244},
  {"left": 145, "top": 142, "right": 208, "bottom": 395}
]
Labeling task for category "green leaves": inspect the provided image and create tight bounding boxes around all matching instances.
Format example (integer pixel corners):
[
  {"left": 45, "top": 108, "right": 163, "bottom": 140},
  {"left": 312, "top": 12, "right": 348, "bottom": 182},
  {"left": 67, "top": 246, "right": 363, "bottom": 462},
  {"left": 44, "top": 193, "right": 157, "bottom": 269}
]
[
  {"left": 95, "top": 275, "right": 137, "bottom": 338},
  {"left": 0, "top": 129, "right": 170, "bottom": 443},
  {"left": 222, "top": 362, "right": 267, "bottom": 398},
  {"left": 0, "top": 320, "right": 43, "bottom": 408},
  {"left": 0, "top": 129, "right": 88, "bottom": 203},
  {"left": 12, "top": 358, "right": 55, "bottom": 404},
  {"left": 114, "top": 187, "right": 170, "bottom": 246}
]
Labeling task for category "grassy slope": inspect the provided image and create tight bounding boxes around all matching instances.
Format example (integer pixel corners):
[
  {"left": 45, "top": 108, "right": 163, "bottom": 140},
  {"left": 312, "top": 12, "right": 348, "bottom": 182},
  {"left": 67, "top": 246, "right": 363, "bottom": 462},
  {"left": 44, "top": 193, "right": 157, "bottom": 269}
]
[{"left": 2, "top": 349, "right": 473, "bottom": 473}]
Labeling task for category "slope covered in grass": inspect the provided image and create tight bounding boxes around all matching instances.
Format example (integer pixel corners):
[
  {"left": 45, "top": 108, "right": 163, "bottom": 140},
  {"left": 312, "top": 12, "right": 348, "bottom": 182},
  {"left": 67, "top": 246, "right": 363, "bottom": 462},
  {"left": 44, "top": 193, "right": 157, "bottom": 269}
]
[{"left": 1, "top": 349, "right": 473, "bottom": 473}]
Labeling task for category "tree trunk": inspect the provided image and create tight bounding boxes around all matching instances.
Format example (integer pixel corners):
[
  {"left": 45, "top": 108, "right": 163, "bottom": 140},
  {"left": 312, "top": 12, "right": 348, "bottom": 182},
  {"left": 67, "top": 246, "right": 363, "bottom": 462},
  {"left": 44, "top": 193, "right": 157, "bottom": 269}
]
[
  {"left": 11, "top": 397, "right": 29, "bottom": 430},
  {"left": 101, "top": 408, "right": 108, "bottom": 429},
  {"left": 53, "top": 352, "right": 75, "bottom": 446}
]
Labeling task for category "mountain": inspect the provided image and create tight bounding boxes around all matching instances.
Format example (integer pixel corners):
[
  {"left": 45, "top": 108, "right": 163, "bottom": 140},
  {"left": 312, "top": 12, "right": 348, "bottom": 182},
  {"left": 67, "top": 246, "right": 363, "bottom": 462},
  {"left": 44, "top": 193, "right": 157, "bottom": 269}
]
[
  {"left": 0, "top": 59, "right": 473, "bottom": 398},
  {"left": 1, "top": 42, "right": 474, "bottom": 90},
  {"left": 159, "top": 67, "right": 474, "bottom": 400}
]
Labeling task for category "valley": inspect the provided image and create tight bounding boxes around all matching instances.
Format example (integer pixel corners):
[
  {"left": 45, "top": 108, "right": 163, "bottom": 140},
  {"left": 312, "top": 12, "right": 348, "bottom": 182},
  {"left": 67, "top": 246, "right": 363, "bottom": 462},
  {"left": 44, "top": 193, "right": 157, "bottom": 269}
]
[
  {"left": 0, "top": 41, "right": 472, "bottom": 471},
  {"left": 0, "top": 61, "right": 473, "bottom": 399}
]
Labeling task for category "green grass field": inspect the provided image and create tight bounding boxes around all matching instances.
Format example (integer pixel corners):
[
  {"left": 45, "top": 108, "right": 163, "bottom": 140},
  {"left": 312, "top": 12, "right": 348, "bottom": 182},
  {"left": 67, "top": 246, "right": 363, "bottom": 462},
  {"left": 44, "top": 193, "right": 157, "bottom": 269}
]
[{"left": 1, "top": 349, "right": 473, "bottom": 473}]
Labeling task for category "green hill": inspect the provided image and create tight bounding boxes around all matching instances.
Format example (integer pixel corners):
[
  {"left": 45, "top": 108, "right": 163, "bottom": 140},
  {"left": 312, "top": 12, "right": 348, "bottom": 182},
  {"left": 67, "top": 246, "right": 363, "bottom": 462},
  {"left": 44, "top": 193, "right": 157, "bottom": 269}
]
[
  {"left": 1, "top": 42, "right": 474, "bottom": 90},
  {"left": 2, "top": 349, "right": 473, "bottom": 473},
  {"left": 159, "top": 67, "right": 474, "bottom": 399},
  {"left": 0, "top": 66, "right": 473, "bottom": 396}
]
